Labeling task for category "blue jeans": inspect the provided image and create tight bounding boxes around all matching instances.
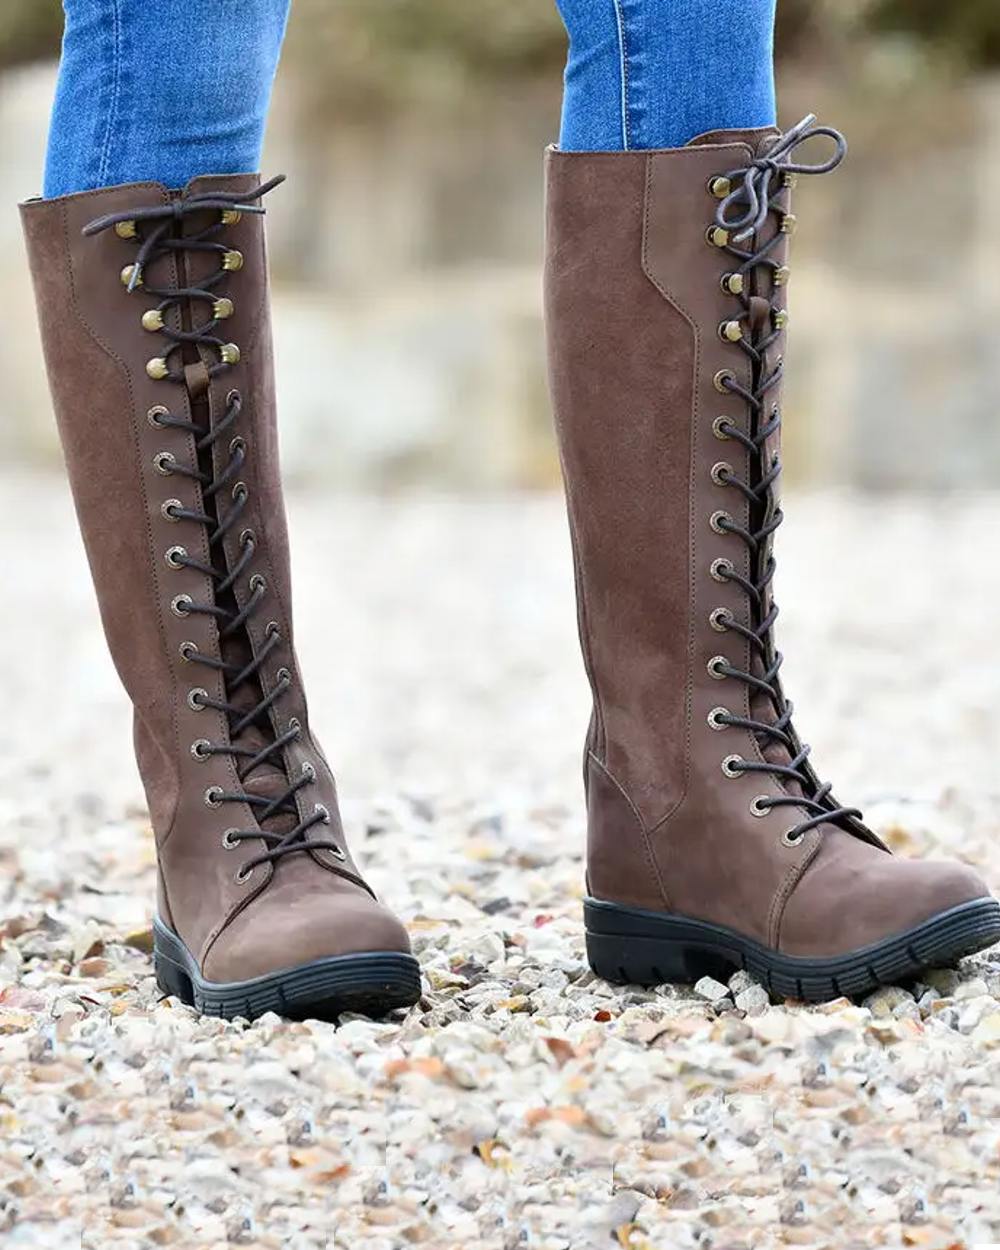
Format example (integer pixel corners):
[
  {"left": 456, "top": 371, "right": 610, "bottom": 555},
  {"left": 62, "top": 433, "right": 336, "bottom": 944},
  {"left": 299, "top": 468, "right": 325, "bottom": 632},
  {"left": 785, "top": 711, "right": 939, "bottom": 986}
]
[
  {"left": 44, "top": 0, "right": 291, "bottom": 198},
  {"left": 555, "top": 0, "right": 777, "bottom": 150},
  {"left": 44, "top": 0, "right": 776, "bottom": 198}
]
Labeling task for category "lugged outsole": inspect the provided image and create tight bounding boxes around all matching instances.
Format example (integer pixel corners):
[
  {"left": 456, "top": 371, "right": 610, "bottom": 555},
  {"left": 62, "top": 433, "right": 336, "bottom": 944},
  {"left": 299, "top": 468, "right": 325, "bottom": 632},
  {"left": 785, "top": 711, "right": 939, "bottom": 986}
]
[
  {"left": 584, "top": 895, "right": 1000, "bottom": 1002},
  {"left": 153, "top": 917, "right": 422, "bottom": 1021}
]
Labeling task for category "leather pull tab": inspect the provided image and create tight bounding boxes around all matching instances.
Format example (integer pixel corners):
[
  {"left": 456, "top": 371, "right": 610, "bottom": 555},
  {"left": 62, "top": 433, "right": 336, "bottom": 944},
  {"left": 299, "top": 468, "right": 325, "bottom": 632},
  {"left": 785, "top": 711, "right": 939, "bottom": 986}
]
[
  {"left": 184, "top": 360, "right": 211, "bottom": 400},
  {"left": 748, "top": 295, "right": 771, "bottom": 336}
]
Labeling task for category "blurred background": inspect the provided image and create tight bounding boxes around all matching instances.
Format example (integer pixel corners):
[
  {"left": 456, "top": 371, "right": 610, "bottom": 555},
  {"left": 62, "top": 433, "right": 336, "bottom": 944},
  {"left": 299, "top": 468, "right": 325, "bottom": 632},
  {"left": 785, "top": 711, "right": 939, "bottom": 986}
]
[{"left": 2, "top": 0, "right": 1000, "bottom": 489}]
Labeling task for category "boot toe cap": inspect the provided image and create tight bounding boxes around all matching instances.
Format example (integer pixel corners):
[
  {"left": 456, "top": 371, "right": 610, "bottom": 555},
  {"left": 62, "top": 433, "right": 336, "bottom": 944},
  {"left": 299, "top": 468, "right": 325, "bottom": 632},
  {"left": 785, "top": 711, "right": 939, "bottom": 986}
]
[
  {"left": 780, "top": 829, "right": 993, "bottom": 959},
  {"left": 202, "top": 886, "right": 412, "bottom": 984}
]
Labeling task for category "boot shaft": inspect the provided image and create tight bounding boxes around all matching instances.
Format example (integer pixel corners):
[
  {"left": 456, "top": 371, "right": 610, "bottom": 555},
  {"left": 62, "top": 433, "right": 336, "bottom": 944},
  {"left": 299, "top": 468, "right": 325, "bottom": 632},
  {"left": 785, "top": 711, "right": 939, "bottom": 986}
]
[
  {"left": 20, "top": 177, "right": 296, "bottom": 749},
  {"left": 544, "top": 130, "right": 789, "bottom": 833},
  {"left": 544, "top": 124, "right": 891, "bottom": 945},
  {"left": 21, "top": 178, "right": 361, "bottom": 966}
]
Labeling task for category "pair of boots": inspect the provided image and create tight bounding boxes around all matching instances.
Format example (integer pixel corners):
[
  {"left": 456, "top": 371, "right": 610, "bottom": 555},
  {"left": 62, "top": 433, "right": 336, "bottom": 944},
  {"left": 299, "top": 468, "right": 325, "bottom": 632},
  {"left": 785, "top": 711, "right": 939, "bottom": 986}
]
[{"left": 22, "top": 117, "right": 999, "bottom": 1021}]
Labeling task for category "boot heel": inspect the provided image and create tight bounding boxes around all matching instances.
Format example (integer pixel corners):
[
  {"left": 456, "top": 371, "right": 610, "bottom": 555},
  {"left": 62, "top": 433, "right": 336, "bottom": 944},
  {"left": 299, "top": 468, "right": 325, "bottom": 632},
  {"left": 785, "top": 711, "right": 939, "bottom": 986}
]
[
  {"left": 584, "top": 897, "right": 742, "bottom": 988},
  {"left": 153, "top": 920, "right": 196, "bottom": 1007},
  {"left": 586, "top": 928, "right": 733, "bottom": 987}
]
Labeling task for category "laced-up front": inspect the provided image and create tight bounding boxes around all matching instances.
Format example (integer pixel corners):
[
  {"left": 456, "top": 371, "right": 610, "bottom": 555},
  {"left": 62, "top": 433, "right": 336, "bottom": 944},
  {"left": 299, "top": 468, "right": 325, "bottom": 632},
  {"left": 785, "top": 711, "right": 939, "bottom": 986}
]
[
  {"left": 703, "top": 115, "right": 862, "bottom": 846},
  {"left": 84, "top": 181, "right": 348, "bottom": 882}
]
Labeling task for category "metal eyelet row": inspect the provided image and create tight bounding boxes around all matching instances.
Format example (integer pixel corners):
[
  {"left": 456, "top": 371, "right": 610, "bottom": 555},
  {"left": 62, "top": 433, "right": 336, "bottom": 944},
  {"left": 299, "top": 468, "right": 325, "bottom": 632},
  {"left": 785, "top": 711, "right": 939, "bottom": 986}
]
[
  {"left": 128, "top": 245, "right": 298, "bottom": 874},
  {"left": 703, "top": 174, "right": 806, "bottom": 850}
]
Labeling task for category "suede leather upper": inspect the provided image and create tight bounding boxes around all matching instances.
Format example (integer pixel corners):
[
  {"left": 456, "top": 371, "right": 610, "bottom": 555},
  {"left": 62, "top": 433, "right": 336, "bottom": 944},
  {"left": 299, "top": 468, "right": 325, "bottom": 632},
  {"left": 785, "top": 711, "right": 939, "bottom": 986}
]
[
  {"left": 22, "top": 177, "right": 411, "bottom": 981},
  {"left": 543, "top": 135, "right": 991, "bottom": 956}
]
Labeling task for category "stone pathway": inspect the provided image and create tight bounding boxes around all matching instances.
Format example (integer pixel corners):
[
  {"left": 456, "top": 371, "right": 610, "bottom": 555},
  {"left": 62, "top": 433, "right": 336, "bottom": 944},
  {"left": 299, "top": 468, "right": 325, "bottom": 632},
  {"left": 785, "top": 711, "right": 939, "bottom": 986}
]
[{"left": 2, "top": 472, "right": 999, "bottom": 1248}]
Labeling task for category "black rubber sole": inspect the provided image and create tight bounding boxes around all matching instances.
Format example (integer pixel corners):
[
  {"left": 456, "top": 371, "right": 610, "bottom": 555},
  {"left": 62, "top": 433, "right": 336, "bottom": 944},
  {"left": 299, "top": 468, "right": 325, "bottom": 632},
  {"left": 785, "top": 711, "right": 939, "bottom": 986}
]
[
  {"left": 584, "top": 895, "right": 1000, "bottom": 1002},
  {"left": 153, "top": 917, "right": 422, "bottom": 1021}
]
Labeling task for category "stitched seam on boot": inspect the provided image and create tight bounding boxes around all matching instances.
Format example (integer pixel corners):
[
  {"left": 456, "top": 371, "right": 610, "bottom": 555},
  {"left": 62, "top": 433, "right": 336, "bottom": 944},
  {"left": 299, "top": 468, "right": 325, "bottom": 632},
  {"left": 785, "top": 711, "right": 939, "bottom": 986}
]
[
  {"left": 768, "top": 828, "right": 823, "bottom": 950},
  {"left": 588, "top": 750, "right": 671, "bottom": 910},
  {"left": 55, "top": 191, "right": 183, "bottom": 845},
  {"left": 200, "top": 872, "right": 273, "bottom": 975},
  {"left": 565, "top": 507, "right": 606, "bottom": 759},
  {"left": 639, "top": 151, "right": 697, "bottom": 834}
]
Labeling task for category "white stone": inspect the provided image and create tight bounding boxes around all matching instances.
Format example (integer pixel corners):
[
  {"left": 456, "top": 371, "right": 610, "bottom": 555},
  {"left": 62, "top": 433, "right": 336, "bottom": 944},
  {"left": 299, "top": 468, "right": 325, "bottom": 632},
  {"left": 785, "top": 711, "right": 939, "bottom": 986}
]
[
  {"left": 735, "top": 985, "right": 771, "bottom": 1017},
  {"left": 694, "top": 976, "right": 732, "bottom": 1005}
]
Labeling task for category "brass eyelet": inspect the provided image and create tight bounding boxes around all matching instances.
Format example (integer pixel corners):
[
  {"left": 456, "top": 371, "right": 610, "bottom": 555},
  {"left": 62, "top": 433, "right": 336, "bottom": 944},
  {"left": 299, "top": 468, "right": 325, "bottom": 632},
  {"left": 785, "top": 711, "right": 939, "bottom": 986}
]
[
  {"left": 179, "top": 640, "right": 197, "bottom": 661},
  {"left": 773, "top": 309, "right": 789, "bottom": 331},
  {"left": 707, "top": 176, "right": 731, "bottom": 199},
  {"left": 190, "top": 739, "right": 211, "bottom": 761},
  {"left": 162, "top": 499, "right": 183, "bottom": 522},
  {"left": 142, "top": 309, "right": 165, "bottom": 333},
  {"left": 221, "top": 209, "right": 242, "bottom": 226},
  {"left": 721, "top": 755, "right": 744, "bottom": 778},
  {"left": 710, "top": 510, "right": 732, "bottom": 535},
  {"left": 710, "top": 461, "right": 733, "bottom": 487},
  {"left": 705, "top": 225, "right": 729, "bottom": 248},
  {"left": 153, "top": 451, "right": 176, "bottom": 476},
  {"left": 718, "top": 320, "right": 743, "bottom": 343},
  {"left": 165, "top": 545, "right": 187, "bottom": 569},
  {"left": 712, "top": 416, "right": 733, "bottom": 441},
  {"left": 780, "top": 213, "right": 797, "bottom": 235},
  {"left": 709, "top": 607, "right": 731, "bottom": 633},
  {"left": 750, "top": 795, "right": 771, "bottom": 818},
  {"left": 781, "top": 828, "right": 805, "bottom": 848},
  {"left": 220, "top": 343, "right": 241, "bottom": 366},
  {"left": 710, "top": 557, "right": 734, "bottom": 583},
  {"left": 774, "top": 265, "right": 791, "bottom": 287},
  {"left": 213, "top": 297, "right": 235, "bottom": 320},
  {"left": 720, "top": 271, "right": 744, "bottom": 296},
  {"left": 222, "top": 828, "right": 241, "bottom": 850},
  {"left": 114, "top": 220, "right": 138, "bottom": 239},
  {"left": 783, "top": 171, "right": 798, "bottom": 190},
  {"left": 707, "top": 707, "right": 730, "bottom": 731},
  {"left": 713, "top": 369, "right": 734, "bottom": 394},
  {"left": 147, "top": 405, "right": 170, "bottom": 428},
  {"left": 121, "top": 264, "right": 143, "bottom": 289},
  {"left": 170, "top": 593, "right": 193, "bottom": 617},
  {"left": 707, "top": 655, "right": 728, "bottom": 680},
  {"left": 146, "top": 357, "right": 169, "bottom": 381},
  {"left": 222, "top": 249, "right": 244, "bottom": 271},
  {"left": 187, "top": 687, "right": 208, "bottom": 711},
  {"left": 204, "top": 785, "right": 224, "bottom": 808}
]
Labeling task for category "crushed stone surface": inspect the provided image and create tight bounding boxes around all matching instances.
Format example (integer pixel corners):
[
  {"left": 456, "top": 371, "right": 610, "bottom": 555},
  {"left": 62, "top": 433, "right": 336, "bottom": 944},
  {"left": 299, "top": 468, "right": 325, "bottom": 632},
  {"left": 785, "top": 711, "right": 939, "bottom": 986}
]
[{"left": 2, "top": 472, "right": 999, "bottom": 1248}]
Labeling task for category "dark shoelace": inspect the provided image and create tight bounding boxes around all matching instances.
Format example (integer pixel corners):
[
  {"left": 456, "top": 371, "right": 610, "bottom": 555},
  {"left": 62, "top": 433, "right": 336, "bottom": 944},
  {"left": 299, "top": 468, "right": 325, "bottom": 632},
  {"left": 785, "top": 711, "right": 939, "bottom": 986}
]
[
  {"left": 84, "top": 181, "right": 356, "bottom": 883},
  {"left": 707, "top": 115, "right": 863, "bottom": 845}
]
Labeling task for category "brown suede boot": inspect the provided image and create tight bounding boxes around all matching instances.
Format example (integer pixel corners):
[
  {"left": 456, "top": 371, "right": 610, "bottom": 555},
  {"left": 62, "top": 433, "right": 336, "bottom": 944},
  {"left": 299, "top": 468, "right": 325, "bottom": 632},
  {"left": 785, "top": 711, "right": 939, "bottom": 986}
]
[
  {"left": 544, "top": 116, "right": 1000, "bottom": 1001},
  {"left": 21, "top": 176, "right": 420, "bottom": 1020}
]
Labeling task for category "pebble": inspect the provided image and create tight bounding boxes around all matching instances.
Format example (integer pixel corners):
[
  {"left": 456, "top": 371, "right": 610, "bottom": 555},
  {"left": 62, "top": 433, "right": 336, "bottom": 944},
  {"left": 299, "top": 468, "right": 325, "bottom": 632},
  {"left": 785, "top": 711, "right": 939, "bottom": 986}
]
[
  {"left": 728, "top": 969, "right": 757, "bottom": 995},
  {"left": 3, "top": 481, "right": 1000, "bottom": 1247},
  {"left": 735, "top": 985, "right": 771, "bottom": 1016},
  {"left": 862, "top": 986, "right": 914, "bottom": 1019},
  {"left": 694, "top": 976, "right": 732, "bottom": 1005}
]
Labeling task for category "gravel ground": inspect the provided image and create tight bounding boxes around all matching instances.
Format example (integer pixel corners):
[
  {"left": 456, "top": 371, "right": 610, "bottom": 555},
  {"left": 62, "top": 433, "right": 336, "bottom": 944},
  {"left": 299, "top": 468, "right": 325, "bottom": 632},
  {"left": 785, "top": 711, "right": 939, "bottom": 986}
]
[{"left": 2, "top": 470, "right": 1000, "bottom": 1249}]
